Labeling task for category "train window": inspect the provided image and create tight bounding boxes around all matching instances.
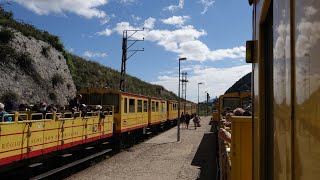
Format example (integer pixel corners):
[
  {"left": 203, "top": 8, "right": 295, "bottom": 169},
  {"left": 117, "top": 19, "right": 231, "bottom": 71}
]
[
  {"left": 124, "top": 98, "right": 127, "bottom": 113},
  {"left": 90, "top": 93, "right": 102, "bottom": 105},
  {"left": 223, "top": 97, "right": 241, "bottom": 110},
  {"left": 137, "top": 100, "right": 142, "bottom": 113},
  {"left": 129, "top": 99, "right": 135, "bottom": 113},
  {"left": 143, "top": 100, "right": 148, "bottom": 112},
  {"left": 161, "top": 102, "right": 165, "bottom": 113},
  {"left": 156, "top": 102, "right": 159, "bottom": 112},
  {"left": 152, "top": 101, "right": 155, "bottom": 112},
  {"left": 102, "top": 93, "right": 119, "bottom": 113}
]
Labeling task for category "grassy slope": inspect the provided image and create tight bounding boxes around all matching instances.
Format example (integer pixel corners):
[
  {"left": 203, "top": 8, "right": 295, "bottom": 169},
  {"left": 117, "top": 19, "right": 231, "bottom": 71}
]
[
  {"left": 0, "top": 7, "right": 178, "bottom": 100},
  {"left": 70, "top": 54, "right": 178, "bottom": 100}
]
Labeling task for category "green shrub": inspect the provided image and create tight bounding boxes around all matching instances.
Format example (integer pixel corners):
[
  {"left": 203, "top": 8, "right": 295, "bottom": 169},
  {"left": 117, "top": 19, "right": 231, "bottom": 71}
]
[
  {"left": 66, "top": 83, "right": 71, "bottom": 90},
  {"left": 51, "top": 73, "right": 64, "bottom": 87},
  {"left": 0, "top": 43, "right": 16, "bottom": 64},
  {"left": 0, "top": 29, "right": 14, "bottom": 43},
  {"left": 0, "top": 7, "right": 65, "bottom": 53},
  {"left": 49, "top": 92, "right": 57, "bottom": 101},
  {"left": 41, "top": 46, "right": 50, "bottom": 58}
]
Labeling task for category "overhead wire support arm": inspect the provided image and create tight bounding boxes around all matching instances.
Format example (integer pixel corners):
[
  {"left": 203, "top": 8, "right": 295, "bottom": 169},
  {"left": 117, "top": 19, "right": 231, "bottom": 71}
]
[{"left": 120, "top": 29, "right": 144, "bottom": 92}]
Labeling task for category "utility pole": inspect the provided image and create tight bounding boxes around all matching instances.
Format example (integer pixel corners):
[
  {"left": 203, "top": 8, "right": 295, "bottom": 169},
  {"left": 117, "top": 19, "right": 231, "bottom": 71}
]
[
  {"left": 181, "top": 72, "right": 188, "bottom": 113},
  {"left": 197, "top": 82, "right": 203, "bottom": 115},
  {"left": 206, "top": 92, "right": 210, "bottom": 116},
  {"left": 120, "top": 29, "right": 144, "bottom": 92}
]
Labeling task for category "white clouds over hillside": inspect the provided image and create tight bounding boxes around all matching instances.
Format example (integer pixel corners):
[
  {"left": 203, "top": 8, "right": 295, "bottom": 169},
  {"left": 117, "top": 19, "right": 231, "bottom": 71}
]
[{"left": 152, "top": 64, "right": 251, "bottom": 102}]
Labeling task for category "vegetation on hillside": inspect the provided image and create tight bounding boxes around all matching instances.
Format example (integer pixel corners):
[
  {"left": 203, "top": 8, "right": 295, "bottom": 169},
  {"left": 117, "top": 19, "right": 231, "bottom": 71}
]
[
  {"left": 70, "top": 54, "right": 179, "bottom": 100},
  {"left": 0, "top": 7, "right": 179, "bottom": 100}
]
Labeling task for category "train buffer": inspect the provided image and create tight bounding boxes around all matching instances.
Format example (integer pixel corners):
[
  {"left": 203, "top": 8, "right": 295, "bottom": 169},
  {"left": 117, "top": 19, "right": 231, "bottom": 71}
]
[{"left": 67, "top": 116, "right": 217, "bottom": 180}]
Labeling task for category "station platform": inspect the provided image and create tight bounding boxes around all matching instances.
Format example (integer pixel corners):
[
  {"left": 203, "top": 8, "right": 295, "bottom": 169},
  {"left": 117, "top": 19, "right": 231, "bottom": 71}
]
[{"left": 68, "top": 116, "right": 218, "bottom": 180}]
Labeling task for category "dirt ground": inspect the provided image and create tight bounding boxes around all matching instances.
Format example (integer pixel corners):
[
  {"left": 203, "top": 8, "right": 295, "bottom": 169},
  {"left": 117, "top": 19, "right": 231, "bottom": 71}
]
[{"left": 67, "top": 116, "right": 217, "bottom": 180}]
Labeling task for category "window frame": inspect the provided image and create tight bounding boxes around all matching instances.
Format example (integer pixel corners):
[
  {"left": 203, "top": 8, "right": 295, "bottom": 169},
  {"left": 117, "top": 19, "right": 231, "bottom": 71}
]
[{"left": 129, "top": 98, "right": 135, "bottom": 113}]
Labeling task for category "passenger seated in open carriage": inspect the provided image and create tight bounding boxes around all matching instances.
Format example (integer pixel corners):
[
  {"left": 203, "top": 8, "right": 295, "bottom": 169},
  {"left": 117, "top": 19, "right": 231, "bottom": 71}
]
[
  {"left": 32, "top": 102, "right": 48, "bottom": 120},
  {"left": 94, "top": 105, "right": 105, "bottom": 118},
  {"left": 69, "top": 94, "right": 82, "bottom": 112},
  {"left": 218, "top": 107, "right": 251, "bottom": 143},
  {"left": 0, "top": 102, "right": 13, "bottom": 122}
]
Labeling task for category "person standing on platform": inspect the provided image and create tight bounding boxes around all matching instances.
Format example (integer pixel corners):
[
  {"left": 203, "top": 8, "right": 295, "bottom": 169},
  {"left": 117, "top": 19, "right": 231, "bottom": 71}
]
[
  {"left": 193, "top": 114, "right": 200, "bottom": 129},
  {"left": 185, "top": 112, "right": 191, "bottom": 129},
  {"left": 180, "top": 112, "right": 186, "bottom": 128}
]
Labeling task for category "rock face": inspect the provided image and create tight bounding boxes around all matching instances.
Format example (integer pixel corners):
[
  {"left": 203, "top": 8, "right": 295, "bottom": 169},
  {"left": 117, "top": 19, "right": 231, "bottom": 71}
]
[{"left": 0, "top": 26, "right": 76, "bottom": 106}]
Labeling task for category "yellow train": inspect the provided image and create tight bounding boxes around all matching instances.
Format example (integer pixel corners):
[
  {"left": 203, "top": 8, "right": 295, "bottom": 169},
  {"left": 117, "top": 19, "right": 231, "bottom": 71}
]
[
  {"left": 212, "top": 91, "right": 251, "bottom": 121},
  {"left": 0, "top": 109, "right": 113, "bottom": 172},
  {"left": 217, "top": 0, "right": 320, "bottom": 180},
  {"left": 0, "top": 88, "right": 196, "bottom": 172}
]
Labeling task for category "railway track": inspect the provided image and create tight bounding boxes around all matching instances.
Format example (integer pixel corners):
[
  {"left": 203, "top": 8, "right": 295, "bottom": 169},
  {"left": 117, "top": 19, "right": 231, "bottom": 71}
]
[{"left": 0, "top": 122, "right": 175, "bottom": 179}]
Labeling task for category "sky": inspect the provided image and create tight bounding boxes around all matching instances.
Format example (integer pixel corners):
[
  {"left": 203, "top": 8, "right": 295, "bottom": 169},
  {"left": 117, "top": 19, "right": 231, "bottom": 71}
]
[{"left": 3, "top": 0, "right": 252, "bottom": 103}]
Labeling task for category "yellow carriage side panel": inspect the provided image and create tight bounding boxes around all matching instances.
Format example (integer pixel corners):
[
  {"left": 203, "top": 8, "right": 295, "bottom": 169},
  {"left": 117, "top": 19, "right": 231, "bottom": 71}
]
[
  {"left": 71, "top": 116, "right": 85, "bottom": 146},
  {"left": 160, "top": 100, "right": 167, "bottom": 122},
  {"left": 102, "top": 114, "right": 113, "bottom": 137},
  {"left": 42, "top": 119, "right": 60, "bottom": 153},
  {"left": 149, "top": 99, "right": 162, "bottom": 125},
  {"left": 230, "top": 117, "right": 252, "bottom": 180},
  {"left": 59, "top": 118, "right": 75, "bottom": 149},
  {"left": 0, "top": 121, "right": 25, "bottom": 165},
  {"left": 167, "top": 101, "right": 178, "bottom": 121},
  {"left": 27, "top": 120, "right": 46, "bottom": 158},
  {"left": 118, "top": 94, "right": 148, "bottom": 133}
]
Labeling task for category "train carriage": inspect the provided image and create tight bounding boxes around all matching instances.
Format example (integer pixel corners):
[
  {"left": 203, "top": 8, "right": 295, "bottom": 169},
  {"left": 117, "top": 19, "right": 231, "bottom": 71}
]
[
  {"left": 0, "top": 110, "right": 113, "bottom": 172},
  {"left": 78, "top": 88, "right": 149, "bottom": 134},
  {"left": 148, "top": 97, "right": 167, "bottom": 126},
  {"left": 167, "top": 100, "right": 178, "bottom": 122}
]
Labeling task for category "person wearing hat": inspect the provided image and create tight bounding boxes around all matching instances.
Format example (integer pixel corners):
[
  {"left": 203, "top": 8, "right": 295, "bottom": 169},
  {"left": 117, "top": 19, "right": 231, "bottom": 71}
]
[
  {"left": 0, "top": 103, "right": 13, "bottom": 122},
  {"left": 69, "top": 94, "right": 82, "bottom": 112}
]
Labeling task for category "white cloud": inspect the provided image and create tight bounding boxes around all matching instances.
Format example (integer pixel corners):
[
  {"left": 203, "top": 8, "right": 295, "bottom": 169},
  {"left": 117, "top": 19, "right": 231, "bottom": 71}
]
[
  {"left": 164, "top": 0, "right": 184, "bottom": 12},
  {"left": 96, "top": 28, "right": 113, "bottom": 36},
  {"left": 161, "top": 16, "right": 190, "bottom": 26},
  {"left": 97, "top": 19, "right": 245, "bottom": 61},
  {"left": 12, "top": 0, "right": 108, "bottom": 19},
  {"left": 83, "top": 51, "right": 108, "bottom": 58},
  {"left": 152, "top": 64, "right": 251, "bottom": 102},
  {"left": 199, "top": 0, "right": 215, "bottom": 14},
  {"left": 119, "top": 0, "right": 137, "bottom": 4},
  {"left": 144, "top": 17, "right": 156, "bottom": 29},
  {"left": 132, "top": 15, "right": 141, "bottom": 21}
]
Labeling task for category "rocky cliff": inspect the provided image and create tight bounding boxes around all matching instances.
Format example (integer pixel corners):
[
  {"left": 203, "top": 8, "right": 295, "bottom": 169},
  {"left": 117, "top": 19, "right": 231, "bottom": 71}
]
[
  {"left": 0, "top": 7, "right": 179, "bottom": 107},
  {"left": 0, "top": 26, "right": 76, "bottom": 106}
]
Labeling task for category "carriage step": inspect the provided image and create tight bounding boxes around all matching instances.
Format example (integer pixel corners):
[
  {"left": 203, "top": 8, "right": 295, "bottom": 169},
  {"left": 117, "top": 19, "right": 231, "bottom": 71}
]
[
  {"left": 28, "top": 162, "right": 43, "bottom": 168},
  {"left": 146, "top": 132, "right": 152, "bottom": 135},
  {"left": 85, "top": 147, "right": 94, "bottom": 150},
  {"left": 61, "top": 153, "right": 72, "bottom": 157},
  {"left": 102, "top": 141, "right": 109, "bottom": 145}
]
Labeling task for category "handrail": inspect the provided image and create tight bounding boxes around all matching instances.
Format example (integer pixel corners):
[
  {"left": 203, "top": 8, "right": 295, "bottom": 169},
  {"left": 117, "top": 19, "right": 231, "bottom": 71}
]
[{"left": 0, "top": 113, "right": 15, "bottom": 123}]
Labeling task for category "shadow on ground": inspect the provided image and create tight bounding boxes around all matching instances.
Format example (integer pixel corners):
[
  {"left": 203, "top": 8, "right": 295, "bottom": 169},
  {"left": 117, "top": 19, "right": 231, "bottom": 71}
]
[{"left": 191, "top": 121, "right": 218, "bottom": 180}]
